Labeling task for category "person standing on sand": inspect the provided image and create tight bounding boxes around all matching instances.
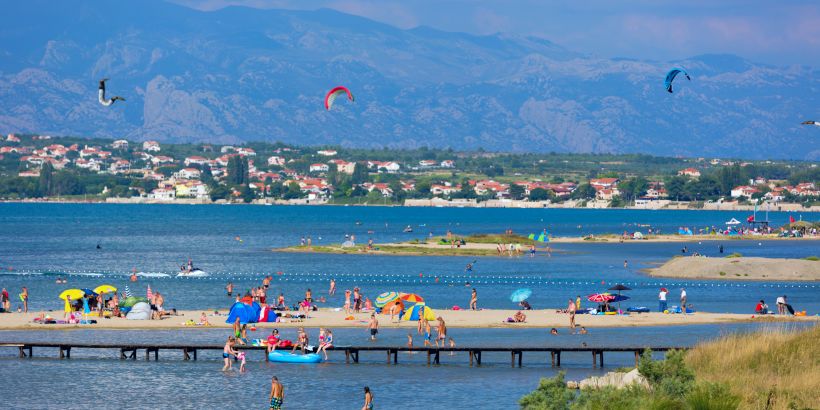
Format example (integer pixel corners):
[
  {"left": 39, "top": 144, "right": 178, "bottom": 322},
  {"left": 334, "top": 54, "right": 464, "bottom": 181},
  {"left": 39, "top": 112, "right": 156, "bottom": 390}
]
[
  {"left": 362, "top": 386, "right": 374, "bottom": 410},
  {"left": 368, "top": 313, "right": 379, "bottom": 341},
  {"left": 344, "top": 290, "right": 351, "bottom": 315},
  {"left": 269, "top": 376, "right": 284, "bottom": 410},
  {"left": 469, "top": 288, "right": 477, "bottom": 310},
  {"left": 658, "top": 288, "right": 668, "bottom": 312},
  {"left": 680, "top": 288, "right": 687, "bottom": 310},
  {"left": 20, "top": 287, "right": 28, "bottom": 313},
  {"left": 567, "top": 298, "right": 576, "bottom": 333}
]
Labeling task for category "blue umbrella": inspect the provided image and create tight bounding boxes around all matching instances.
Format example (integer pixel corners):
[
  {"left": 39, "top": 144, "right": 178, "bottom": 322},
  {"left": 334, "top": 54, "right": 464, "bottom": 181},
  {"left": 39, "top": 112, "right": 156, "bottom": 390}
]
[
  {"left": 510, "top": 288, "right": 532, "bottom": 303},
  {"left": 81, "top": 288, "right": 98, "bottom": 297}
]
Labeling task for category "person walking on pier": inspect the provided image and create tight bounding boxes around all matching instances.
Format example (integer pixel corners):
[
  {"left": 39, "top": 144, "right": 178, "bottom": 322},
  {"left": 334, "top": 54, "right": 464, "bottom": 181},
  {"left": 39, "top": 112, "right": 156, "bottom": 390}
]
[
  {"left": 269, "top": 376, "right": 284, "bottom": 410},
  {"left": 435, "top": 317, "right": 447, "bottom": 347}
]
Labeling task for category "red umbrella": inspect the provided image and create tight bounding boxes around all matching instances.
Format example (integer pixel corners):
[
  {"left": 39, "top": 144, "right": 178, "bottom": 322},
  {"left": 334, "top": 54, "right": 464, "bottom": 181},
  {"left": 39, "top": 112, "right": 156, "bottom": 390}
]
[{"left": 587, "top": 293, "right": 615, "bottom": 303}]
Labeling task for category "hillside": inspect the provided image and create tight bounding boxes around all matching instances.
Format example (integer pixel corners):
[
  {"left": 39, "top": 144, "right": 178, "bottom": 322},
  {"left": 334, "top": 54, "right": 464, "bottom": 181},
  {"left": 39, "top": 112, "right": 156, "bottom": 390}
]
[{"left": 1, "top": 0, "right": 819, "bottom": 159}]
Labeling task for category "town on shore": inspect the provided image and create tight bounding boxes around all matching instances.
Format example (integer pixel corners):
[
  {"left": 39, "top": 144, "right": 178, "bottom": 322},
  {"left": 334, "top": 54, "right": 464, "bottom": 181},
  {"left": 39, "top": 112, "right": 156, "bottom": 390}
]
[{"left": 1, "top": 133, "right": 818, "bottom": 211}]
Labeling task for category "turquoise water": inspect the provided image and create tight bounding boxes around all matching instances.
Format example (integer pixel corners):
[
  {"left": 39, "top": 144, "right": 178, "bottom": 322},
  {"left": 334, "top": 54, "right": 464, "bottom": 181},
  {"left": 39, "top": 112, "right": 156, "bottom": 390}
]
[{"left": 0, "top": 203, "right": 817, "bottom": 409}]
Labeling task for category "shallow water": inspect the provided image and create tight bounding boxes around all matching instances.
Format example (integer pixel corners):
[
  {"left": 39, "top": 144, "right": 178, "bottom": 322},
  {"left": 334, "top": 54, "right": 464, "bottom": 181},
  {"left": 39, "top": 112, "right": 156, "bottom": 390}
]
[{"left": 0, "top": 323, "right": 810, "bottom": 409}]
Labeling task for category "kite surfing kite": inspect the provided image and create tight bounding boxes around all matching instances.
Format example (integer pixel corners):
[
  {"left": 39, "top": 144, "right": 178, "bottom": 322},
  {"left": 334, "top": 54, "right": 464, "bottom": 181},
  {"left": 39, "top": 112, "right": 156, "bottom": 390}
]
[
  {"left": 801, "top": 121, "right": 819, "bottom": 127},
  {"left": 98, "top": 78, "right": 125, "bottom": 106},
  {"left": 664, "top": 68, "right": 691, "bottom": 93},
  {"left": 324, "top": 86, "right": 354, "bottom": 111}
]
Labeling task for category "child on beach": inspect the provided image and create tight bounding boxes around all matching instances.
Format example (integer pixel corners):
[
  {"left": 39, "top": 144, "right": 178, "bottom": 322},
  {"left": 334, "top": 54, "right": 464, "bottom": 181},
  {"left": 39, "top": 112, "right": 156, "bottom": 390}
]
[
  {"left": 469, "top": 289, "right": 477, "bottom": 310},
  {"left": 344, "top": 290, "right": 352, "bottom": 315},
  {"left": 199, "top": 312, "right": 211, "bottom": 326}
]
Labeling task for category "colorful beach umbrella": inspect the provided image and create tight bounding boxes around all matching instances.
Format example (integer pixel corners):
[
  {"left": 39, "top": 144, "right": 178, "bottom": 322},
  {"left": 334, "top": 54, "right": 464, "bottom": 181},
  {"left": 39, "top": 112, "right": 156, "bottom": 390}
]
[
  {"left": 146, "top": 285, "right": 153, "bottom": 300},
  {"left": 399, "top": 293, "right": 424, "bottom": 304},
  {"left": 94, "top": 284, "right": 117, "bottom": 294},
  {"left": 375, "top": 291, "right": 399, "bottom": 308},
  {"left": 587, "top": 293, "right": 615, "bottom": 303},
  {"left": 402, "top": 304, "right": 436, "bottom": 321},
  {"left": 124, "top": 285, "right": 133, "bottom": 298},
  {"left": 510, "top": 288, "right": 532, "bottom": 303},
  {"left": 59, "top": 289, "right": 85, "bottom": 301},
  {"left": 381, "top": 299, "right": 405, "bottom": 315}
]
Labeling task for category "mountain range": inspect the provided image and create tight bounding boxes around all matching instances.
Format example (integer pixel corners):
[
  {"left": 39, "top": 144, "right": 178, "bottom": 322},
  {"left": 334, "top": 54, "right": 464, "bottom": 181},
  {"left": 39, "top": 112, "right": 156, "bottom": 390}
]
[{"left": 1, "top": 0, "right": 818, "bottom": 159}]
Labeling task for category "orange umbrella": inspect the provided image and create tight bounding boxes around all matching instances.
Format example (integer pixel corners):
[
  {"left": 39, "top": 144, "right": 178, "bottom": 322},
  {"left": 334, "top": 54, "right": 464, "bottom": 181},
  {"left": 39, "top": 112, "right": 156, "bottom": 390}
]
[
  {"left": 381, "top": 299, "right": 404, "bottom": 315},
  {"left": 399, "top": 293, "right": 424, "bottom": 304}
]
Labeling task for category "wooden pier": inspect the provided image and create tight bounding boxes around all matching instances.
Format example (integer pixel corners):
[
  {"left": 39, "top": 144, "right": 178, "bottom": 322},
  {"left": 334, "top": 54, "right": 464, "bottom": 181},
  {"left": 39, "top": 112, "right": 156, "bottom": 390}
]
[{"left": 1, "top": 342, "right": 685, "bottom": 368}]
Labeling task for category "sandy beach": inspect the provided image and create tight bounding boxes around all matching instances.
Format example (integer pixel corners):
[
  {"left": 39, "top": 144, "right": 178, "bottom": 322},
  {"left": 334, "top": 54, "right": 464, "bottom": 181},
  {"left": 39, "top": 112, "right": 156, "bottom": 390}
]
[
  {"left": 275, "top": 234, "right": 820, "bottom": 256},
  {"left": 1, "top": 308, "right": 815, "bottom": 331},
  {"left": 647, "top": 256, "right": 820, "bottom": 281}
]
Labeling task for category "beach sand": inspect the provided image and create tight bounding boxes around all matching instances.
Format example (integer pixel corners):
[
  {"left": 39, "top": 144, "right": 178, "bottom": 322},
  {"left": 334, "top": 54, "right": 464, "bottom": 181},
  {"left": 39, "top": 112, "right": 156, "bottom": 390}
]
[
  {"left": 276, "top": 235, "right": 819, "bottom": 256},
  {"left": 647, "top": 256, "right": 820, "bottom": 281},
  {"left": 1, "top": 308, "right": 815, "bottom": 331}
]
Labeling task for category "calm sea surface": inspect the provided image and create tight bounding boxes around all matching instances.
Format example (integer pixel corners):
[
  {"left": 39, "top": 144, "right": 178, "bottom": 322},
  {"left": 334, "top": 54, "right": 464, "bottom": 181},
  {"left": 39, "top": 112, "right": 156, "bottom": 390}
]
[{"left": 0, "top": 203, "right": 817, "bottom": 409}]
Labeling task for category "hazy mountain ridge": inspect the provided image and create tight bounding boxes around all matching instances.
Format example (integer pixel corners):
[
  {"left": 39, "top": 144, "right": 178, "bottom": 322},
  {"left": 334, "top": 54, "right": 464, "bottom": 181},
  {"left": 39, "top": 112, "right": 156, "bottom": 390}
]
[{"left": 0, "top": 0, "right": 818, "bottom": 159}]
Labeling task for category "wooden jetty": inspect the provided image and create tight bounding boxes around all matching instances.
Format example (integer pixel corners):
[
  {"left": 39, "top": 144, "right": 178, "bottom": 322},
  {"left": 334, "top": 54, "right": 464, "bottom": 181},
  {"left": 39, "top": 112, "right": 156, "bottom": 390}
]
[{"left": 1, "top": 342, "right": 687, "bottom": 368}]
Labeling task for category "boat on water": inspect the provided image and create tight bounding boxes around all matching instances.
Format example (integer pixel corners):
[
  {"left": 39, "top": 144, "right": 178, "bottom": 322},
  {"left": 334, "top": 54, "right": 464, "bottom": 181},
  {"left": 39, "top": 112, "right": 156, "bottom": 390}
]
[
  {"left": 403, "top": 225, "right": 413, "bottom": 233},
  {"left": 177, "top": 269, "right": 208, "bottom": 278},
  {"left": 268, "top": 350, "right": 323, "bottom": 364}
]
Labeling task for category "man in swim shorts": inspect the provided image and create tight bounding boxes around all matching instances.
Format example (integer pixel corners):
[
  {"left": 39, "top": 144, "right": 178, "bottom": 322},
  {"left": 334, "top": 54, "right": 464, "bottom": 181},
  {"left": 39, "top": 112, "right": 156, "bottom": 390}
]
[
  {"left": 368, "top": 313, "right": 379, "bottom": 341},
  {"left": 269, "top": 376, "right": 284, "bottom": 410}
]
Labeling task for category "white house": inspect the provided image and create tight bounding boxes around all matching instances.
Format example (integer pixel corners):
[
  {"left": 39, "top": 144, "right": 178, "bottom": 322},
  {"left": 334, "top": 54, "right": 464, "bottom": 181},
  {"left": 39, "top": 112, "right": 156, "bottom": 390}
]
[
  {"left": 236, "top": 147, "right": 256, "bottom": 156},
  {"left": 730, "top": 185, "right": 759, "bottom": 198},
  {"left": 309, "top": 163, "right": 329, "bottom": 173},
  {"left": 328, "top": 159, "right": 356, "bottom": 175},
  {"left": 142, "top": 141, "right": 161, "bottom": 152},
  {"left": 112, "top": 140, "right": 129, "bottom": 150},
  {"left": 149, "top": 188, "right": 176, "bottom": 200},
  {"left": 184, "top": 156, "right": 209, "bottom": 166},
  {"left": 317, "top": 149, "right": 337, "bottom": 156},
  {"left": 440, "top": 160, "right": 455, "bottom": 168},
  {"left": 176, "top": 167, "right": 202, "bottom": 180},
  {"left": 267, "top": 156, "right": 286, "bottom": 166},
  {"left": 419, "top": 160, "right": 437, "bottom": 168}
]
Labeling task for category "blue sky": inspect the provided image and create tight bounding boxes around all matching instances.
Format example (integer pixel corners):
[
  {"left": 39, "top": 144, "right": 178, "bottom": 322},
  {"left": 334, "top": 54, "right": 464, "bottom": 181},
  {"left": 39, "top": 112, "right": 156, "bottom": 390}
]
[{"left": 172, "top": 0, "right": 820, "bottom": 66}]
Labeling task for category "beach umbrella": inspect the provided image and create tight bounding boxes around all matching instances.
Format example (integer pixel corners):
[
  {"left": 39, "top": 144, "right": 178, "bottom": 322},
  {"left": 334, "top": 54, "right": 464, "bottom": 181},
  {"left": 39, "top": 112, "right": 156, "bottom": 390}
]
[
  {"left": 402, "top": 304, "right": 436, "bottom": 321},
  {"left": 587, "top": 293, "right": 615, "bottom": 303},
  {"left": 399, "top": 293, "right": 424, "bottom": 304},
  {"left": 94, "top": 284, "right": 117, "bottom": 294},
  {"left": 146, "top": 285, "right": 153, "bottom": 300},
  {"left": 59, "top": 289, "right": 85, "bottom": 301},
  {"left": 607, "top": 284, "right": 631, "bottom": 313},
  {"left": 124, "top": 285, "right": 133, "bottom": 298},
  {"left": 381, "top": 299, "right": 404, "bottom": 315},
  {"left": 510, "top": 288, "right": 532, "bottom": 303},
  {"left": 81, "top": 288, "right": 98, "bottom": 297},
  {"left": 375, "top": 291, "right": 399, "bottom": 308}
]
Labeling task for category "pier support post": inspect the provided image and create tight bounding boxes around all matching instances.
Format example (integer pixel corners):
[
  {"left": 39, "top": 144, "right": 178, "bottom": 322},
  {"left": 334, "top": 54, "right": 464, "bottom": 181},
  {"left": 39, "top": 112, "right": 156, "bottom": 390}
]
[
  {"left": 345, "top": 349, "right": 350, "bottom": 364},
  {"left": 476, "top": 350, "right": 482, "bottom": 366},
  {"left": 19, "top": 346, "right": 25, "bottom": 358},
  {"left": 592, "top": 351, "right": 597, "bottom": 368},
  {"left": 634, "top": 351, "right": 640, "bottom": 367},
  {"left": 434, "top": 350, "right": 440, "bottom": 365},
  {"left": 469, "top": 351, "right": 474, "bottom": 367},
  {"left": 599, "top": 351, "right": 604, "bottom": 368},
  {"left": 193, "top": 349, "right": 197, "bottom": 361},
  {"left": 550, "top": 351, "right": 555, "bottom": 367},
  {"left": 556, "top": 351, "right": 561, "bottom": 367},
  {"left": 183, "top": 348, "right": 190, "bottom": 361},
  {"left": 518, "top": 351, "right": 523, "bottom": 368}
]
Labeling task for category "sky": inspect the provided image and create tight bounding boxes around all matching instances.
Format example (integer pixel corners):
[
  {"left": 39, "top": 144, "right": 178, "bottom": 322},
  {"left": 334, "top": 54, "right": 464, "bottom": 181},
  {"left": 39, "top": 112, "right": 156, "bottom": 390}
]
[{"left": 171, "top": 0, "right": 820, "bottom": 66}]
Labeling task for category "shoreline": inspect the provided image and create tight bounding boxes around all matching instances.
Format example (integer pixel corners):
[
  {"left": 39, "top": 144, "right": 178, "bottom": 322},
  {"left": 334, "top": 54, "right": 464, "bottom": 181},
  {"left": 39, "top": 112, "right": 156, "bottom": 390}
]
[
  {"left": 2, "top": 309, "right": 816, "bottom": 331},
  {"left": 2, "top": 199, "right": 819, "bottom": 213}
]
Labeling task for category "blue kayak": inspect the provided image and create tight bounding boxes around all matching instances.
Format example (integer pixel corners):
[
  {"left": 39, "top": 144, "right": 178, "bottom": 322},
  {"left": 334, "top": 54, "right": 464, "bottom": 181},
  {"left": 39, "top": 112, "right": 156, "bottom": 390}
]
[{"left": 268, "top": 351, "right": 323, "bottom": 364}]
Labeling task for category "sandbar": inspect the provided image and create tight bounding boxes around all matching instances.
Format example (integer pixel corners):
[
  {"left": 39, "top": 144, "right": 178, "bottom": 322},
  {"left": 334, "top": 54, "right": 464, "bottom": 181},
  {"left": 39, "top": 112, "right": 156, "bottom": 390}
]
[{"left": 647, "top": 256, "right": 820, "bottom": 281}]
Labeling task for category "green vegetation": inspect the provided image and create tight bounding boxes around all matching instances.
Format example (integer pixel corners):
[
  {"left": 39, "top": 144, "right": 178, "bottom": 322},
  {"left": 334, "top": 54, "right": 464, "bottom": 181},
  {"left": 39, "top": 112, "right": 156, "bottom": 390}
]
[
  {"left": 803, "top": 256, "right": 819, "bottom": 261},
  {"left": 519, "top": 326, "right": 818, "bottom": 410},
  {"left": 277, "top": 244, "right": 501, "bottom": 256},
  {"left": 724, "top": 252, "right": 743, "bottom": 258}
]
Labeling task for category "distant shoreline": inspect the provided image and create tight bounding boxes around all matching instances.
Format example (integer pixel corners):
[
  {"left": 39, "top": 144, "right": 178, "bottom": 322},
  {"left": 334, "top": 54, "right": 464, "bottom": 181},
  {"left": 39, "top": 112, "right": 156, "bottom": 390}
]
[{"left": 2, "top": 198, "right": 819, "bottom": 213}]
